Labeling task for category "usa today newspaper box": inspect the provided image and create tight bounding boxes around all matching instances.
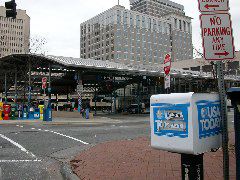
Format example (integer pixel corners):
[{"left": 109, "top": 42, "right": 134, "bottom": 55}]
[{"left": 150, "top": 93, "right": 222, "bottom": 155}]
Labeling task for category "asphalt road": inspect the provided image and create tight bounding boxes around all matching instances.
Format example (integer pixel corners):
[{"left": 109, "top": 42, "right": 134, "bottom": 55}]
[
  {"left": 0, "top": 115, "right": 150, "bottom": 180},
  {"left": 0, "top": 112, "right": 235, "bottom": 180}
]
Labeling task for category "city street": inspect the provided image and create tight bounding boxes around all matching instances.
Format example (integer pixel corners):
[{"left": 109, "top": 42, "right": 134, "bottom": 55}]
[
  {"left": 0, "top": 0, "right": 239, "bottom": 179},
  {"left": 0, "top": 112, "right": 235, "bottom": 179},
  {"left": 0, "top": 114, "right": 150, "bottom": 180}
]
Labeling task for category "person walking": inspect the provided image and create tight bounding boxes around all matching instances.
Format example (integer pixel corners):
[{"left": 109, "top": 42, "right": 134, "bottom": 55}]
[{"left": 85, "top": 99, "right": 90, "bottom": 119}]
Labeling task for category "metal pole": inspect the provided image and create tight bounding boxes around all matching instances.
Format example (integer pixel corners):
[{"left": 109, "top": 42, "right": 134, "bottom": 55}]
[
  {"left": 123, "top": 85, "right": 126, "bottom": 112},
  {"left": 189, "top": 79, "right": 192, "bottom": 92},
  {"left": 110, "top": 93, "right": 113, "bottom": 114},
  {"left": 216, "top": 61, "right": 229, "bottom": 180},
  {"left": 137, "top": 81, "right": 140, "bottom": 114},
  {"left": 234, "top": 104, "right": 240, "bottom": 179},
  {"left": 28, "top": 62, "right": 31, "bottom": 107},
  {"left": 94, "top": 82, "right": 97, "bottom": 115},
  {"left": 4, "top": 72, "right": 7, "bottom": 103},
  {"left": 78, "top": 73, "right": 82, "bottom": 113},
  {"left": 178, "top": 78, "right": 181, "bottom": 93},
  {"left": 114, "top": 91, "right": 117, "bottom": 114},
  {"left": 48, "top": 64, "right": 51, "bottom": 101},
  {"left": 173, "top": 77, "right": 176, "bottom": 93},
  {"left": 113, "top": 77, "right": 116, "bottom": 114},
  {"left": 15, "top": 71, "right": 17, "bottom": 104},
  {"left": 181, "top": 154, "right": 204, "bottom": 180}
]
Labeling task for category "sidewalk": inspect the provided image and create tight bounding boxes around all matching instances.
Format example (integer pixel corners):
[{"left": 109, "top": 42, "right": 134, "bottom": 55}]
[
  {"left": 71, "top": 132, "right": 236, "bottom": 180},
  {"left": 0, "top": 111, "right": 148, "bottom": 125}
]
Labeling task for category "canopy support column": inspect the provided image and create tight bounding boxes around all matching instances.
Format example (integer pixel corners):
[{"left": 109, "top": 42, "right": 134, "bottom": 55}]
[
  {"left": 4, "top": 72, "right": 7, "bottom": 103},
  {"left": 123, "top": 85, "right": 126, "bottom": 112},
  {"left": 14, "top": 70, "right": 17, "bottom": 104}
]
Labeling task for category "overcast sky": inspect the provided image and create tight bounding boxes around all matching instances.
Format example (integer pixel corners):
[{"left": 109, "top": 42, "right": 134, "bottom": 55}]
[{"left": 0, "top": 0, "right": 239, "bottom": 58}]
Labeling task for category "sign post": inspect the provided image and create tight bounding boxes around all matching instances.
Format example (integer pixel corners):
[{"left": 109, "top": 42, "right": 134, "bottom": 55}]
[
  {"left": 42, "top": 77, "right": 47, "bottom": 96},
  {"left": 216, "top": 60, "right": 229, "bottom": 180},
  {"left": 198, "top": 0, "right": 235, "bottom": 179},
  {"left": 164, "top": 54, "right": 171, "bottom": 93},
  {"left": 77, "top": 79, "right": 83, "bottom": 113}
]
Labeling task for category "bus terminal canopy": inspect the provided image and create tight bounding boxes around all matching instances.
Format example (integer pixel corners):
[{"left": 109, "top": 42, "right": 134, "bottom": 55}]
[
  {"left": 0, "top": 53, "right": 239, "bottom": 96},
  {"left": 1, "top": 53, "right": 237, "bottom": 79}
]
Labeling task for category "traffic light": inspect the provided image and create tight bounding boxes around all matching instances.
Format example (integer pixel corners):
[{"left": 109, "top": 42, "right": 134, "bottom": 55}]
[{"left": 5, "top": 0, "right": 17, "bottom": 19}]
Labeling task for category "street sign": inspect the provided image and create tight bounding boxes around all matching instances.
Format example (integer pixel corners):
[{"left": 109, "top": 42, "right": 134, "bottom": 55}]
[
  {"left": 77, "top": 85, "right": 83, "bottom": 93},
  {"left": 200, "top": 13, "right": 235, "bottom": 61},
  {"left": 165, "top": 74, "right": 170, "bottom": 89},
  {"left": 42, "top": 77, "right": 47, "bottom": 83},
  {"left": 42, "top": 77, "right": 47, "bottom": 89},
  {"left": 42, "top": 83, "right": 47, "bottom": 89},
  {"left": 198, "top": 0, "right": 229, "bottom": 12},
  {"left": 164, "top": 54, "right": 171, "bottom": 75}
]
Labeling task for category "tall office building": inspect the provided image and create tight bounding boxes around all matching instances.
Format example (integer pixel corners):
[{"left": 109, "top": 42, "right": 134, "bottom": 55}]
[
  {"left": 80, "top": 2, "right": 192, "bottom": 65},
  {"left": 0, "top": 6, "right": 30, "bottom": 58},
  {"left": 130, "top": 0, "right": 185, "bottom": 18}
]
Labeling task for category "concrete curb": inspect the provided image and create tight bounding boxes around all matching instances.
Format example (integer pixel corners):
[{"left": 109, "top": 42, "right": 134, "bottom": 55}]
[
  {"left": 0, "top": 119, "right": 122, "bottom": 125},
  {"left": 60, "top": 163, "right": 79, "bottom": 180}
]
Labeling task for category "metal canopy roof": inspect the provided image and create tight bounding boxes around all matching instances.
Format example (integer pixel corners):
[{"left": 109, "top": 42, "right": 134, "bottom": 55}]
[{"left": 1, "top": 54, "right": 240, "bottom": 81}]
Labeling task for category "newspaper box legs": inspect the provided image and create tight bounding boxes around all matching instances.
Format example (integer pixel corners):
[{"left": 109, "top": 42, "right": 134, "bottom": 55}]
[{"left": 150, "top": 93, "right": 222, "bottom": 180}]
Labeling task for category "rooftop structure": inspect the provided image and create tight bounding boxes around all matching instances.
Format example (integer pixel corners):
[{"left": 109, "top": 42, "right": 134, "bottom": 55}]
[{"left": 129, "top": 0, "right": 185, "bottom": 18}]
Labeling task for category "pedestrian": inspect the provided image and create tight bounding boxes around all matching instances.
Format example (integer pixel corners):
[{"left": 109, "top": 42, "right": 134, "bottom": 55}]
[
  {"left": 85, "top": 99, "right": 91, "bottom": 119},
  {"left": 80, "top": 101, "right": 86, "bottom": 118}
]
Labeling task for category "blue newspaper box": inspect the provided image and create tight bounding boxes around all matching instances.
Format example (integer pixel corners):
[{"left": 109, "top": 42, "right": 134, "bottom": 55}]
[
  {"left": 22, "top": 106, "right": 28, "bottom": 120},
  {"left": 28, "top": 107, "right": 35, "bottom": 119},
  {"left": 44, "top": 107, "right": 52, "bottom": 121},
  {"left": 34, "top": 108, "right": 40, "bottom": 119},
  {"left": 150, "top": 93, "right": 222, "bottom": 155}
]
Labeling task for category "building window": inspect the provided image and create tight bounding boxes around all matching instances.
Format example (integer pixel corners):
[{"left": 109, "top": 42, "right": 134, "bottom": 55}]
[
  {"left": 179, "top": 20, "right": 182, "bottom": 30},
  {"left": 174, "top": 18, "right": 177, "bottom": 29},
  {"left": 136, "top": 15, "right": 140, "bottom": 27},
  {"left": 117, "top": 10, "right": 121, "bottom": 24},
  {"left": 142, "top": 16, "right": 146, "bottom": 28}
]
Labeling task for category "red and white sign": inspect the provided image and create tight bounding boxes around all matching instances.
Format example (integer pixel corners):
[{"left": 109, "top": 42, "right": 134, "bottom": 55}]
[
  {"left": 42, "top": 77, "right": 47, "bottom": 83},
  {"left": 198, "top": 0, "right": 229, "bottom": 12},
  {"left": 200, "top": 13, "right": 235, "bottom": 61},
  {"left": 42, "top": 77, "right": 47, "bottom": 89},
  {"left": 164, "top": 54, "right": 171, "bottom": 75}
]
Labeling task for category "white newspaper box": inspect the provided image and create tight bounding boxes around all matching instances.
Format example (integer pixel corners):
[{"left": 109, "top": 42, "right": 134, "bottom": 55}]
[{"left": 150, "top": 93, "right": 222, "bottom": 155}]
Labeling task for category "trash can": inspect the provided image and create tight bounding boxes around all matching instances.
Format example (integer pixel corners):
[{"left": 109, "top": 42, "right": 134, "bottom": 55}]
[
  {"left": 0, "top": 102, "right": 3, "bottom": 120},
  {"left": 38, "top": 105, "right": 44, "bottom": 120},
  {"left": 3, "top": 104, "right": 11, "bottom": 120},
  {"left": 28, "top": 106, "right": 34, "bottom": 119},
  {"left": 22, "top": 105, "right": 28, "bottom": 120},
  {"left": 10, "top": 105, "right": 17, "bottom": 120},
  {"left": 44, "top": 107, "right": 52, "bottom": 122},
  {"left": 34, "top": 108, "right": 40, "bottom": 119},
  {"left": 17, "top": 104, "right": 23, "bottom": 119}
]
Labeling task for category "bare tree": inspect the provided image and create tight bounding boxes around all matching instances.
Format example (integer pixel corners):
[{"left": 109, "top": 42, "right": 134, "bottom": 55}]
[
  {"left": 29, "top": 36, "right": 48, "bottom": 55},
  {"left": 193, "top": 46, "right": 218, "bottom": 90}
]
